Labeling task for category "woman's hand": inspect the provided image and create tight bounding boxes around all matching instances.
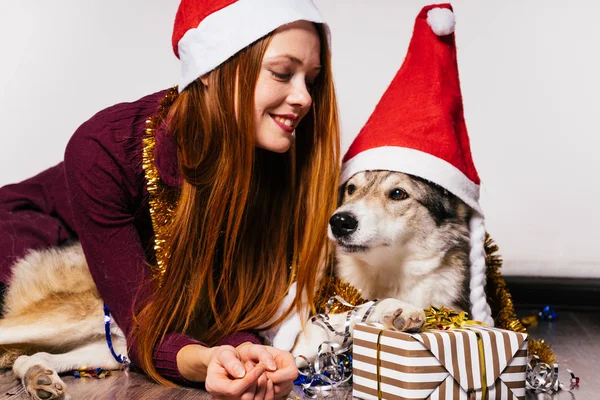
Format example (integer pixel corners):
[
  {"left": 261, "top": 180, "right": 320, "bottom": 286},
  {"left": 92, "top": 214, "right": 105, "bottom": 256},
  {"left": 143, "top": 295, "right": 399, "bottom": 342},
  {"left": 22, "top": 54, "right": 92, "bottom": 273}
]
[
  {"left": 236, "top": 343, "right": 297, "bottom": 399},
  {"left": 204, "top": 345, "right": 268, "bottom": 399},
  {"left": 177, "top": 342, "right": 297, "bottom": 399},
  {"left": 241, "top": 360, "right": 273, "bottom": 400}
]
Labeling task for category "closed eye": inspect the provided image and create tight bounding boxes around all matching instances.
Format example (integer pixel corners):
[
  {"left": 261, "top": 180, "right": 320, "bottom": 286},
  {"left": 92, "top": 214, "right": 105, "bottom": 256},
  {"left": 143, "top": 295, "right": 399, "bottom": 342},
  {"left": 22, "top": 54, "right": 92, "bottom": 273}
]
[{"left": 270, "top": 70, "right": 292, "bottom": 81}]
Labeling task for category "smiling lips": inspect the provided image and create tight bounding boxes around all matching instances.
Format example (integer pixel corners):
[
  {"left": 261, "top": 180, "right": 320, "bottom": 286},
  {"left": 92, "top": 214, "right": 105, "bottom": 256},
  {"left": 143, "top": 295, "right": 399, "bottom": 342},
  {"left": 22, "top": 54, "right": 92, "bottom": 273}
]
[{"left": 270, "top": 114, "right": 296, "bottom": 133}]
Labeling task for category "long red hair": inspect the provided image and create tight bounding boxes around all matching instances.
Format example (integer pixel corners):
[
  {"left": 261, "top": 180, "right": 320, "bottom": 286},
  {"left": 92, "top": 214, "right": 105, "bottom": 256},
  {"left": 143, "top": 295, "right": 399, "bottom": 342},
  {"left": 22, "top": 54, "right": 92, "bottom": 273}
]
[{"left": 134, "top": 24, "right": 339, "bottom": 385}]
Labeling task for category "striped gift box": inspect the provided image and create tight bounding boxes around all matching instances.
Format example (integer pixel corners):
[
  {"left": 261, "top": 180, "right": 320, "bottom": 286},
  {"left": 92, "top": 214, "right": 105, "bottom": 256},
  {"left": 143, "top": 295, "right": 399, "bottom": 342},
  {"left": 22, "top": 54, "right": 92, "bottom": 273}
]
[{"left": 353, "top": 323, "right": 528, "bottom": 400}]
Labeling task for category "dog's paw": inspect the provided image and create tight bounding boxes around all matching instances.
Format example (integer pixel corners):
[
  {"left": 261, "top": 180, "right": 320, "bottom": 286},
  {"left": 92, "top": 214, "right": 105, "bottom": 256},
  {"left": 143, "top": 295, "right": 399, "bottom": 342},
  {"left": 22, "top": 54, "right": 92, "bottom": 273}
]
[
  {"left": 371, "top": 298, "right": 425, "bottom": 332},
  {"left": 23, "top": 364, "right": 68, "bottom": 400},
  {"left": 384, "top": 306, "right": 425, "bottom": 332}
]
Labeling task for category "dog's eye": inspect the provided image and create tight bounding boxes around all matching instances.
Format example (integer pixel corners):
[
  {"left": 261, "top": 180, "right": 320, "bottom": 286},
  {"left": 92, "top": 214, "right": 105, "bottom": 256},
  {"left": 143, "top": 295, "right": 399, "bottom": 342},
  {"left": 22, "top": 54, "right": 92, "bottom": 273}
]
[
  {"left": 389, "top": 188, "right": 408, "bottom": 201},
  {"left": 347, "top": 184, "right": 357, "bottom": 195}
]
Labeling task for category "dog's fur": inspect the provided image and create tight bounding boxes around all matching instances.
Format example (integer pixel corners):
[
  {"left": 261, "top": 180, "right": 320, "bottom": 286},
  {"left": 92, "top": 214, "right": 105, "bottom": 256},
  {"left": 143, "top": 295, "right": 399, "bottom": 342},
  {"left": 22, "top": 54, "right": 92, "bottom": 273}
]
[
  {"left": 0, "top": 171, "right": 472, "bottom": 398},
  {"left": 292, "top": 170, "right": 472, "bottom": 359},
  {"left": 333, "top": 170, "right": 472, "bottom": 309},
  {"left": 0, "top": 244, "right": 126, "bottom": 400}
]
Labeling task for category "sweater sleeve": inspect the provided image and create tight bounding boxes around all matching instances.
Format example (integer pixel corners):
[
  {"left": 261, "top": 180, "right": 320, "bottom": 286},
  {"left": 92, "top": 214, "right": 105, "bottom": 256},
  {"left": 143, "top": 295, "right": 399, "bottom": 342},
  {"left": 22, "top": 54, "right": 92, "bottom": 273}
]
[
  {"left": 63, "top": 114, "right": 203, "bottom": 384},
  {"left": 63, "top": 103, "right": 263, "bottom": 385}
]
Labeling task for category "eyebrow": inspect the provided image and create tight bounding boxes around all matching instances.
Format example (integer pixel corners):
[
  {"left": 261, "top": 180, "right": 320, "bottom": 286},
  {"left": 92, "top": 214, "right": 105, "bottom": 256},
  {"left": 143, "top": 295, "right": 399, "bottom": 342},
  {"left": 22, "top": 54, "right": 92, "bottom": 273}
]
[{"left": 265, "top": 55, "right": 321, "bottom": 70}]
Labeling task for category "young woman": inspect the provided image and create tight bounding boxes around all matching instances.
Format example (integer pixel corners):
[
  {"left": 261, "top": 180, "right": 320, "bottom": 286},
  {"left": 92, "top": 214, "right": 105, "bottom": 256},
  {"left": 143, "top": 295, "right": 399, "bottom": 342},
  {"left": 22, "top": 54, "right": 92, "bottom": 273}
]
[{"left": 0, "top": 0, "right": 340, "bottom": 398}]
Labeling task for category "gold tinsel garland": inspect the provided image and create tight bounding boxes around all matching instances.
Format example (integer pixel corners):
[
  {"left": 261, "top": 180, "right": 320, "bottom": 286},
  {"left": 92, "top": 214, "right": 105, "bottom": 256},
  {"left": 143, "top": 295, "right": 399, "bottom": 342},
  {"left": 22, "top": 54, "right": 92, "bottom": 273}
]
[
  {"left": 484, "top": 234, "right": 526, "bottom": 333},
  {"left": 315, "top": 235, "right": 557, "bottom": 364},
  {"left": 141, "top": 87, "right": 180, "bottom": 282},
  {"left": 484, "top": 234, "right": 556, "bottom": 364},
  {"left": 314, "top": 275, "right": 367, "bottom": 315}
]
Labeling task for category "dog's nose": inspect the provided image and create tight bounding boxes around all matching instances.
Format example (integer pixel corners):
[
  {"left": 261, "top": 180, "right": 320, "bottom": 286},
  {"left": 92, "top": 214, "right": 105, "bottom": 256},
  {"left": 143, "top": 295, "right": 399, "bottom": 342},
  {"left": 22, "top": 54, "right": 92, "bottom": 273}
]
[{"left": 329, "top": 213, "right": 358, "bottom": 237}]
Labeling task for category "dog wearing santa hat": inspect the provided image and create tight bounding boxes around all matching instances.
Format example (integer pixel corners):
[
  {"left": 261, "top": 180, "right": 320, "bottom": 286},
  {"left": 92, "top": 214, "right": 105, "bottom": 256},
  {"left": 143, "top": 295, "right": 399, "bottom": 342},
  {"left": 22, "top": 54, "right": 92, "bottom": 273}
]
[
  {"left": 291, "top": 3, "right": 495, "bottom": 360},
  {"left": 330, "top": 169, "right": 473, "bottom": 312}
]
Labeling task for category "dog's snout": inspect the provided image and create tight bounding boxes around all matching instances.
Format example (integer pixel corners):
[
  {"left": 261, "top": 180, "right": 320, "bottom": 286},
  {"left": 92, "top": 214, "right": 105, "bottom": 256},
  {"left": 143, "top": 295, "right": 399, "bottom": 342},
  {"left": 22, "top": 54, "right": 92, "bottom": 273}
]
[{"left": 329, "top": 212, "right": 358, "bottom": 237}]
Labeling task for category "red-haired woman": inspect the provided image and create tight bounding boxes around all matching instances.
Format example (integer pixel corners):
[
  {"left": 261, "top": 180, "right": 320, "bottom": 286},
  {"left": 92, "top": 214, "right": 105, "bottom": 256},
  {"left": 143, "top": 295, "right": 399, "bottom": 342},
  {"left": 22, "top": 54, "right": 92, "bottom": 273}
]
[{"left": 0, "top": 0, "right": 340, "bottom": 398}]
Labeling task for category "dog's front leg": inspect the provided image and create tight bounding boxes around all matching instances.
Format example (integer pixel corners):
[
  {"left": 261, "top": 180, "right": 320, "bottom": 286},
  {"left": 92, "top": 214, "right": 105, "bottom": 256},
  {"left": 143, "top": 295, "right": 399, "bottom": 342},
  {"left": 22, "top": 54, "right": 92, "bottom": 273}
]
[
  {"left": 291, "top": 298, "right": 425, "bottom": 363},
  {"left": 291, "top": 312, "right": 351, "bottom": 361},
  {"left": 366, "top": 298, "right": 425, "bottom": 332},
  {"left": 13, "top": 340, "right": 126, "bottom": 400}
]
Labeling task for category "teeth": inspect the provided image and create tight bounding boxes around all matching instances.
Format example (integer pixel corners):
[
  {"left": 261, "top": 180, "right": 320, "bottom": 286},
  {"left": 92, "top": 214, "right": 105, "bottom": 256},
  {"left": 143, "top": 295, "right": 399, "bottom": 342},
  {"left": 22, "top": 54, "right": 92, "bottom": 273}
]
[{"left": 274, "top": 116, "right": 293, "bottom": 127}]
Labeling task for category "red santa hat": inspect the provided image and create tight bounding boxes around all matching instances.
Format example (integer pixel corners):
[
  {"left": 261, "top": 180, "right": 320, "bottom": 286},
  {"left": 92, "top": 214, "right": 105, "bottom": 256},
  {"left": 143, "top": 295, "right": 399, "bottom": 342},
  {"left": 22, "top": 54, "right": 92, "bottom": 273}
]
[
  {"left": 341, "top": 4, "right": 494, "bottom": 326},
  {"left": 172, "top": 0, "right": 327, "bottom": 92}
]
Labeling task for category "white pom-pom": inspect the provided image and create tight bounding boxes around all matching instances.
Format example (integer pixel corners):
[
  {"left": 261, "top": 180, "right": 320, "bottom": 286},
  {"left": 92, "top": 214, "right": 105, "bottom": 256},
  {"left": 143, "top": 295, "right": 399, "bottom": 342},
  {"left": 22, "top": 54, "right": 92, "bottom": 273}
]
[{"left": 426, "top": 8, "right": 456, "bottom": 36}]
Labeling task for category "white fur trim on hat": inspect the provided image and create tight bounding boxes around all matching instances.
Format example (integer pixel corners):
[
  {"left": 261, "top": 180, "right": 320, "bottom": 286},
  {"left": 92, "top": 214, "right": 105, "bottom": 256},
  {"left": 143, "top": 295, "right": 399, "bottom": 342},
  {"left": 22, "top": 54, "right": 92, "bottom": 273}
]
[
  {"left": 468, "top": 214, "right": 494, "bottom": 326},
  {"left": 426, "top": 7, "right": 456, "bottom": 36},
  {"left": 178, "top": 0, "right": 326, "bottom": 92},
  {"left": 341, "top": 146, "right": 483, "bottom": 215}
]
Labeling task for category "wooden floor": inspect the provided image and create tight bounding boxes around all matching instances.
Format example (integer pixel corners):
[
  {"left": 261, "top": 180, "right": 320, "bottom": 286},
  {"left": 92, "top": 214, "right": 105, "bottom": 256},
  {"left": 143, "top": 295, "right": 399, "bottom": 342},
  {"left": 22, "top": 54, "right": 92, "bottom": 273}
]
[
  {"left": 1, "top": 309, "right": 598, "bottom": 399},
  {"left": 517, "top": 308, "right": 600, "bottom": 400}
]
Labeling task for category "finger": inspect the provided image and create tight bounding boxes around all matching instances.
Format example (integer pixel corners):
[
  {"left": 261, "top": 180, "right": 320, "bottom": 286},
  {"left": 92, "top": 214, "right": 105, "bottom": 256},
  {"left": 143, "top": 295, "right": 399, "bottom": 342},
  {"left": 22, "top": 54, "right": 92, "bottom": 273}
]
[
  {"left": 254, "top": 371, "right": 268, "bottom": 400},
  {"left": 226, "top": 363, "right": 266, "bottom": 396},
  {"left": 217, "top": 348, "right": 246, "bottom": 378},
  {"left": 240, "top": 381, "right": 257, "bottom": 400},
  {"left": 266, "top": 361, "right": 297, "bottom": 384},
  {"left": 245, "top": 360, "right": 256, "bottom": 370},
  {"left": 242, "top": 345, "right": 277, "bottom": 371},
  {"left": 266, "top": 350, "right": 297, "bottom": 383},
  {"left": 265, "top": 378, "right": 275, "bottom": 400}
]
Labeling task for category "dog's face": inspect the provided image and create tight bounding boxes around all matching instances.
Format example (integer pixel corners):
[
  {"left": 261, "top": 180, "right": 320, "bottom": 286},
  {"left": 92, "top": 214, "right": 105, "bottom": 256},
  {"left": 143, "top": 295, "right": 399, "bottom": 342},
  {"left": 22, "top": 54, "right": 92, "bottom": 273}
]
[{"left": 329, "top": 170, "right": 469, "bottom": 257}]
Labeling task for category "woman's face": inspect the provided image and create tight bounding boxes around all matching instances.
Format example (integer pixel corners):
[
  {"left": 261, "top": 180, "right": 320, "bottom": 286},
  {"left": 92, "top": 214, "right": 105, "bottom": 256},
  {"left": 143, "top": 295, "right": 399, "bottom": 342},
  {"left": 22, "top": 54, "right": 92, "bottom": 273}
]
[{"left": 253, "top": 21, "right": 321, "bottom": 153}]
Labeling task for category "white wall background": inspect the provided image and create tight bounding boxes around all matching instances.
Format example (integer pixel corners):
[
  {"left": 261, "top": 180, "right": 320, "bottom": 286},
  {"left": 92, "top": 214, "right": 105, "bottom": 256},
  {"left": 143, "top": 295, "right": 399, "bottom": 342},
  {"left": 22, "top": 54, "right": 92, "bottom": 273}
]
[{"left": 1, "top": 1, "right": 598, "bottom": 277}]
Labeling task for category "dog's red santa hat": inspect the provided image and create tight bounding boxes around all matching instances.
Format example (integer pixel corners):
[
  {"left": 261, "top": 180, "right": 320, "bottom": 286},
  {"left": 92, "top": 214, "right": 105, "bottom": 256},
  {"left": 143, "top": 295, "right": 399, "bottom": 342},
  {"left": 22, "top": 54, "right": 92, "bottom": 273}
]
[
  {"left": 172, "top": 0, "right": 327, "bottom": 92},
  {"left": 341, "top": 3, "right": 494, "bottom": 326}
]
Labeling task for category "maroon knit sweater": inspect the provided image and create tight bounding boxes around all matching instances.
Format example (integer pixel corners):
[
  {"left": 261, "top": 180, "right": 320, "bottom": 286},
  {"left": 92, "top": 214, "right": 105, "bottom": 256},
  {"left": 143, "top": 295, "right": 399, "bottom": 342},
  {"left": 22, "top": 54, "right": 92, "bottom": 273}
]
[{"left": 0, "top": 90, "right": 260, "bottom": 384}]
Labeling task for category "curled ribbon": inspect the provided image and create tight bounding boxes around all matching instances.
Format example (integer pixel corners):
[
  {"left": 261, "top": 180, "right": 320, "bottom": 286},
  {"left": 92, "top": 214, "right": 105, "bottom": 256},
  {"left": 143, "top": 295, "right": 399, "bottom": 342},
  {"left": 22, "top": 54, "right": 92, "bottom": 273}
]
[
  {"left": 310, "top": 296, "right": 380, "bottom": 348},
  {"left": 294, "top": 297, "right": 380, "bottom": 397},
  {"left": 295, "top": 342, "right": 352, "bottom": 398},
  {"left": 103, "top": 304, "right": 130, "bottom": 367},
  {"left": 526, "top": 355, "right": 579, "bottom": 393}
]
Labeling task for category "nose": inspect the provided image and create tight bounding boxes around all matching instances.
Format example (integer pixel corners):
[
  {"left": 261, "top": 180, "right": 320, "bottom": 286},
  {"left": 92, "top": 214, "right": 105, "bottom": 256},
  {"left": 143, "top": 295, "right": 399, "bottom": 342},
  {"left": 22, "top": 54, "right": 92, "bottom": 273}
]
[
  {"left": 288, "top": 79, "right": 312, "bottom": 110},
  {"left": 329, "top": 212, "right": 358, "bottom": 238}
]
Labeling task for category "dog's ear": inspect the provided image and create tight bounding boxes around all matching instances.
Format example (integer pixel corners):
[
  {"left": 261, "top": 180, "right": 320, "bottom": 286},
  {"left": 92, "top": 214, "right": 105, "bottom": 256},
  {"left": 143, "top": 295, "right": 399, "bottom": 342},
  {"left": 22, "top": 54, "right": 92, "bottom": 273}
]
[{"left": 337, "top": 182, "right": 347, "bottom": 207}]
